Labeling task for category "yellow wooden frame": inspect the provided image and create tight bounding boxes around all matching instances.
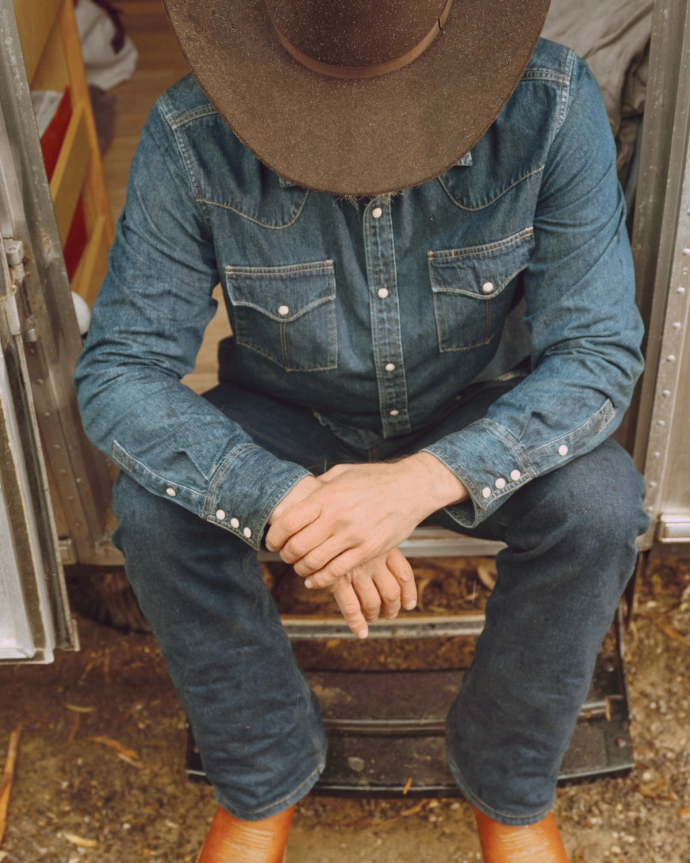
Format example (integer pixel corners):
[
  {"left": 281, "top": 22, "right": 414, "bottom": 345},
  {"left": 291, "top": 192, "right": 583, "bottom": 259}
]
[{"left": 13, "top": 0, "right": 116, "bottom": 306}]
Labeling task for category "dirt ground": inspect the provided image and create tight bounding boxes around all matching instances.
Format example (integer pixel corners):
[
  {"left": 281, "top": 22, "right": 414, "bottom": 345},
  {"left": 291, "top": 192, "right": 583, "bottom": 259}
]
[{"left": 1, "top": 557, "right": 689, "bottom": 863}]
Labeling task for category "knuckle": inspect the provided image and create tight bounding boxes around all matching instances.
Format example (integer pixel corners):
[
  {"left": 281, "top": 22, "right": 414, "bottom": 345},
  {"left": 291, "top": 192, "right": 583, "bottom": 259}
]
[
  {"left": 329, "top": 563, "right": 347, "bottom": 580},
  {"left": 361, "top": 539, "right": 380, "bottom": 558},
  {"left": 342, "top": 601, "right": 360, "bottom": 617},
  {"left": 287, "top": 540, "right": 305, "bottom": 559},
  {"left": 283, "top": 513, "right": 299, "bottom": 532},
  {"left": 303, "top": 552, "right": 323, "bottom": 570}
]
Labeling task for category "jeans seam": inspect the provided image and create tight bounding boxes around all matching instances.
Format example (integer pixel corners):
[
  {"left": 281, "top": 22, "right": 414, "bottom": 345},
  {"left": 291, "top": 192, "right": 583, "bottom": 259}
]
[
  {"left": 446, "top": 749, "right": 553, "bottom": 822},
  {"left": 215, "top": 759, "right": 326, "bottom": 818}
]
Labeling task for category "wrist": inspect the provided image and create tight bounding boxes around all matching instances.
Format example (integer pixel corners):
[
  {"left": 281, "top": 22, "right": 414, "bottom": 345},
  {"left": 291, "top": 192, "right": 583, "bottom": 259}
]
[
  {"left": 268, "top": 474, "right": 321, "bottom": 524},
  {"left": 404, "top": 452, "right": 468, "bottom": 512}
]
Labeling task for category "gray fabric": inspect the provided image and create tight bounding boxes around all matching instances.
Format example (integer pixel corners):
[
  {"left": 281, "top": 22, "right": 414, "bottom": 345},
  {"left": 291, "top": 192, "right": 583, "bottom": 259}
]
[{"left": 542, "top": 0, "right": 652, "bottom": 180}]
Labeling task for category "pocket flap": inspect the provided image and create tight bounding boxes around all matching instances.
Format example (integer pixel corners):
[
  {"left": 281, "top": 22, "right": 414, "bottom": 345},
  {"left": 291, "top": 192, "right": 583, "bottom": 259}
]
[
  {"left": 225, "top": 260, "right": 335, "bottom": 322},
  {"left": 428, "top": 228, "right": 533, "bottom": 299}
]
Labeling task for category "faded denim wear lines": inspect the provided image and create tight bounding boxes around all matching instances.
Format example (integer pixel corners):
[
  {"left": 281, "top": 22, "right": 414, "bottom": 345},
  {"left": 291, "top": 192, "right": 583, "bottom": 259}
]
[{"left": 74, "top": 38, "right": 644, "bottom": 552}]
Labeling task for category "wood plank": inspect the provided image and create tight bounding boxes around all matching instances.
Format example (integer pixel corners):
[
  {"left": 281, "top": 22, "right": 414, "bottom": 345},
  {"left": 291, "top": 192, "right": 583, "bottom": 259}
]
[
  {"left": 58, "top": 0, "right": 115, "bottom": 246},
  {"left": 28, "top": 13, "right": 68, "bottom": 90},
  {"left": 181, "top": 285, "right": 232, "bottom": 394},
  {"left": 12, "top": 0, "right": 63, "bottom": 83},
  {"left": 71, "top": 215, "right": 109, "bottom": 306},
  {"left": 50, "top": 100, "right": 90, "bottom": 245}
]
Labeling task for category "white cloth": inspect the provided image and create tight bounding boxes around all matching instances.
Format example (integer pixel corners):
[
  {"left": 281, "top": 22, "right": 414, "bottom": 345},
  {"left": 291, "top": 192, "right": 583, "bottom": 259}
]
[{"left": 75, "top": 0, "right": 138, "bottom": 90}]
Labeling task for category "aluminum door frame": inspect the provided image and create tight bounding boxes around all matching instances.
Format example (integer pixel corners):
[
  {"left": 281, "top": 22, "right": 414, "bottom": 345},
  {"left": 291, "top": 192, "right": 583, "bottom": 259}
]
[
  {"left": 0, "top": 0, "right": 118, "bottom": 566},
  {"left": 0, "top": 132, "right": 75, "bottom": 661},
  {"left": 629, "top": 0, "right": 690, "bottom": 548}
]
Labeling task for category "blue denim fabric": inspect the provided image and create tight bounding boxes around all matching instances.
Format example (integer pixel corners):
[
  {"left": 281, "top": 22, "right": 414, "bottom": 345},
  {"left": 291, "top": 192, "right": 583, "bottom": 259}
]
[
  {"left": 111, "top": 380, "right": 648, "bottom": 823},
  {"left": 74, "top": 38, "right": 645, "bottom": 549}
]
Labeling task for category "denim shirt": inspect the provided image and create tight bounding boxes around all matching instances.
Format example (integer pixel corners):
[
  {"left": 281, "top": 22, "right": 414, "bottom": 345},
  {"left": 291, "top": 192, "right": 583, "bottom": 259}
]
[{"left": 74, "top": 39, "right": 644, "bottom": 552}]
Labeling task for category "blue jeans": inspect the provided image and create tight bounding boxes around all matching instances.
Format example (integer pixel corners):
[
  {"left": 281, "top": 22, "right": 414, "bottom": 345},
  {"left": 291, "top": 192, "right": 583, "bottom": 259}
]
[{"left": 112, "top": 380, "right": 648, "bottom": 825}]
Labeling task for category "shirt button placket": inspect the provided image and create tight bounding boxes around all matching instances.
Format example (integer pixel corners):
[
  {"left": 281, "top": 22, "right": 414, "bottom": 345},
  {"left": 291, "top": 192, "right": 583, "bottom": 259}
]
[{"left": 364, "top": 199, "right": 410, "bottom": 438}]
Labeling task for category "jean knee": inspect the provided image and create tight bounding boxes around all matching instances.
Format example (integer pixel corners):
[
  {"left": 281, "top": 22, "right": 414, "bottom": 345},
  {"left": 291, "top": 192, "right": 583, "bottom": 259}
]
[
  {"left": 111, "top": 470, "right": 178, "bottom": 553},
  {"left": 539, "top": 439, "right": 648, "bottom": 560}
]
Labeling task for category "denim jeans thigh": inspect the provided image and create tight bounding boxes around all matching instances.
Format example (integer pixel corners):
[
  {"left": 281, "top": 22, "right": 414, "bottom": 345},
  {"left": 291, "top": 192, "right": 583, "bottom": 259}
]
[
  {"left": 110, "top": 389, "right": 349, "bottom": 818},
  {"left": 437, "top": 436, "right": 647, "bottom": 823}
]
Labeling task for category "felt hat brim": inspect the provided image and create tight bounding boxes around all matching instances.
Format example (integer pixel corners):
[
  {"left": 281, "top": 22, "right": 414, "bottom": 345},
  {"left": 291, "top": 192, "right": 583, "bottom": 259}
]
[{"left": 162, "top": 0, "right": 552, "bottom": 196}]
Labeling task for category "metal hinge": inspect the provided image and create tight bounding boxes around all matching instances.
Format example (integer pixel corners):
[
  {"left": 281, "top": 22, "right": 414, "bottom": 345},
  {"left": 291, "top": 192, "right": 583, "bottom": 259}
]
[
  {"left": 2, "top": 240, "right": 37, "bottom": 341},
  {"left": 657, "top": 514, "right": 690, "bottom": 543},
  {"left": 0, "top": 289, "right": 21, "bottom": 335}
]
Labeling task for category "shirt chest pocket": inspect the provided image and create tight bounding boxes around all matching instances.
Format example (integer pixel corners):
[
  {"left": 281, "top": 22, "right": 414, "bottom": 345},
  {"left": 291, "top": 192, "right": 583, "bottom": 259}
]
[
  {"left": 428, "top": 228, "right": 534, "bottom": 352},
  {"left": 225, "top": 260, "right": 337, "bottom": 372}
]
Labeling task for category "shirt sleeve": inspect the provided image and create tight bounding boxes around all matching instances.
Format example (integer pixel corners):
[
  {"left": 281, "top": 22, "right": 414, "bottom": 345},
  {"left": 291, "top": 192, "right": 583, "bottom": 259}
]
[
  {"left": 73, "top": 96, "right": 310, "bottom": 551},
  {"left": 422, "top": 56, "right": 645, "bottom": 529}
]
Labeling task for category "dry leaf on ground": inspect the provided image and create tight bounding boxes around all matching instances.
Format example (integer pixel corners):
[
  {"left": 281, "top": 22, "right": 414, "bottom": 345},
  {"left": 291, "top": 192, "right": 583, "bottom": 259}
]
[
  {"left": 58, "top": 832, "right": 98, "bottom": 848},
  {"left": 400, "top": 801, "right": 425, "bottom": 817},
  {"left": 88, "top": 736, "right": 139, "bottom": 760},
  {"left": 0, "top": 725, "right": 22, "bottom": 846},
  {"left": 117, "top": 753, "right": 144, "bottom": 769}
]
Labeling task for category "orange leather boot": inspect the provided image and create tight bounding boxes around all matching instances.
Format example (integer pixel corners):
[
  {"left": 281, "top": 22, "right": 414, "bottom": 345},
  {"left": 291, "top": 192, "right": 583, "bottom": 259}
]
[
  {"left": 473, "top": 806, "right": 570, "bottom": 862},
  {"left": 197, "top": 804, "right": 295, "bottom": 863}
]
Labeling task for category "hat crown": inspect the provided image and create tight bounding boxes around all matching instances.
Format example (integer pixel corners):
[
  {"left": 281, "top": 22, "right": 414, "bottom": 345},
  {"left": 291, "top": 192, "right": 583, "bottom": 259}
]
[{"left": 264, "top": 0, "right": 449, "bottom": 67}]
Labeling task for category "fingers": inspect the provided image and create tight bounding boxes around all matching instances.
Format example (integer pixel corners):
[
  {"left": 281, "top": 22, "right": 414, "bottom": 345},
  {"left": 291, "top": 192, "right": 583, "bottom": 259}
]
[
  {"left": 281, "top": 525, "right": 345, "bottom": 570},
  {"left": 370, "top": 565, "right": 402, "bottom": 620},
  {"left": 293, "top": 535, "right": 356, "bottom": 580},
  {"left": 304, "top": 545, "right": 377, "bottom": 588},
  {"left": 387, "top": 548, "right": 417, "bottom": 610},
  {"left": 352, "top": 567, "right": 381, "bottom": 623},
  {"left": 331, "top": 580, "right": 369, "bottom": 639},
  {"left": 265, "top": 497, "right": 322, "bottom": 551}
]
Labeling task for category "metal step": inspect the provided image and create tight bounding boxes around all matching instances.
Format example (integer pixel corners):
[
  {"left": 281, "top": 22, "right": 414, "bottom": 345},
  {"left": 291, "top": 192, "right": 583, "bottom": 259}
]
[
  {"left": 280, "top": 612, "right": 487, "bottom": 640},
  {"left": 186, "top": 645, "right": 633, "bottom": 795}
]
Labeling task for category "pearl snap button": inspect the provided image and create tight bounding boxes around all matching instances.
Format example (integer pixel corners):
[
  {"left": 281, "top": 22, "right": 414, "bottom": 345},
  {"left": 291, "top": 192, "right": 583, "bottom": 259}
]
[
  {"left": 215, "top": 509, "right": 226, "bottom": 521},
  {"left": 495, "top": 478, "right": 506, "bottom": 489},
  {"left": 378, "top": 287, "right": 389, "bottom": 299},
  {"left": 389, "top": 409, "right": 400, "bottom": 416},
  {"left": 510, "top": 470, "right": 521, "bottom": 482},
  {"left": 278, "top": 305, "right": 290, "bottom": 316},
  {"left": 230, "top": 517, "right": 239, "bottom": 529},
  {"left": 165, "top": 487, "right": 177, "bottom": 497},
  {"left": 385, "top": 363, "right": 396, "bottom": 371},
  {"left": 243, "top": 527, "right": 252, "bottom": 538},
  {"left": 372, "top": 207, "right": 383, "bottom": 219},
  {"left": 558, "top": 445, "right": 569, "bottom": 456},
  {"left": 482, "top": 282, "right": 494, "bottom": 294},
  {"left": 482, "top": 487, "right": 491, "bottom": 499}
]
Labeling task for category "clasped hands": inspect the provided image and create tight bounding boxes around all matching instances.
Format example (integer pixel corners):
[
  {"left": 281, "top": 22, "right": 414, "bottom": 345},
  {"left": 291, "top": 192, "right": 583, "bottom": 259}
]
[{"left": 266, "top": 453, "right": 467, "bottom": 638}]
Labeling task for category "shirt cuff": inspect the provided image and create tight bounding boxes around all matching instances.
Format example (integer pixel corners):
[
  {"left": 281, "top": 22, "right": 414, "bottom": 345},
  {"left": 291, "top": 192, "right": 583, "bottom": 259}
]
[
  {"left": 421, "top": 418, "right": 533, "bottom": 529},
  {"left": 204, "top": 443, "right": 312, "bottom": 550}
]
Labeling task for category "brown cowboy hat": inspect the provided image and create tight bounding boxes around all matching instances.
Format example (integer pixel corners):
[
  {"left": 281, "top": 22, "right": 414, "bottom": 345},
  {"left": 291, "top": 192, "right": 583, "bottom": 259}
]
[{"left": 162, "top": 0, "right": 552, "bottom": 196}]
